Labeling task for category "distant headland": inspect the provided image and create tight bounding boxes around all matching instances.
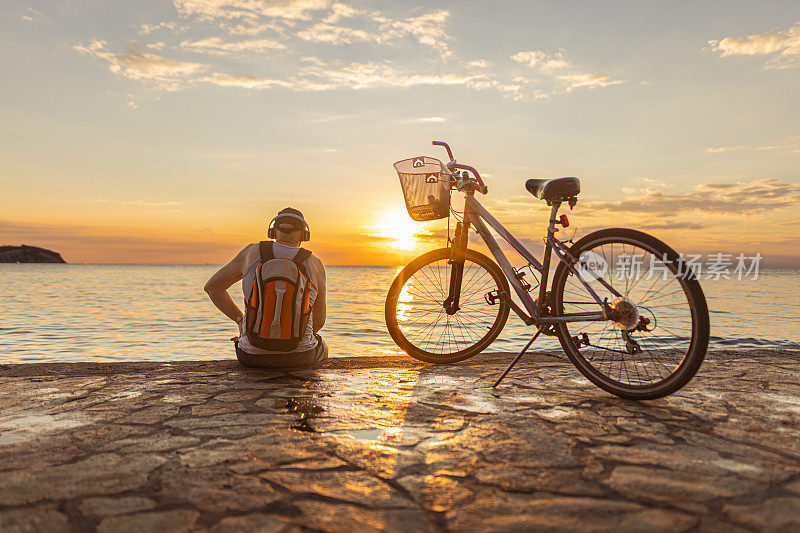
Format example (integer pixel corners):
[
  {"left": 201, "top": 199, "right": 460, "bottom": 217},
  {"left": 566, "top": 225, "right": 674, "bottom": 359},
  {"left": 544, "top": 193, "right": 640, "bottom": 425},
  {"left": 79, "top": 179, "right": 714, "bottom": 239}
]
[{"left": 0, "top": 245, "right": 66, "bottom": 263}]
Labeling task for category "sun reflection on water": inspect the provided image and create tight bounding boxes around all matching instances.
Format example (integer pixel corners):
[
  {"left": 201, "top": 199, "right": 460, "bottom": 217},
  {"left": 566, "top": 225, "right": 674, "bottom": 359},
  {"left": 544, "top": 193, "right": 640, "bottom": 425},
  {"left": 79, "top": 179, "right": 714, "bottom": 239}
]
[{"left": 397, "top": 278, "right": 414, "bottom": 325}]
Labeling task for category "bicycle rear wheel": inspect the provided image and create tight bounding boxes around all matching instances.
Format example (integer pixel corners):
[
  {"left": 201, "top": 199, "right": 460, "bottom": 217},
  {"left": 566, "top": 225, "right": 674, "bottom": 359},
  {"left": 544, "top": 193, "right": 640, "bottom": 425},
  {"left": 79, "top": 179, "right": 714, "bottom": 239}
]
[
  {"left": 552, "top": 228, "right": 709, "bottom": 400},
  {"left": 385, "top": 248, "right": 510, "bottom": 363}
]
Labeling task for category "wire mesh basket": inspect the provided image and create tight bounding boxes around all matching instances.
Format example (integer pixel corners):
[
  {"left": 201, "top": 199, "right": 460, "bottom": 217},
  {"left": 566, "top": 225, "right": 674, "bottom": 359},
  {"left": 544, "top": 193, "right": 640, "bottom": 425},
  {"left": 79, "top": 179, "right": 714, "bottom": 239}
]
[{"left": 394, "top": 156, "right": 452, "bottom": 221}]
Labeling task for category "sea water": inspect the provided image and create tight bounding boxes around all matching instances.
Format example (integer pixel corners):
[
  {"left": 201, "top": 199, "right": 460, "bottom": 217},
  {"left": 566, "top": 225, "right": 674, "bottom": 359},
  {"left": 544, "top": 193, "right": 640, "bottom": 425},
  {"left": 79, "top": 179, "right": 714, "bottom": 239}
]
[{"left": 0, "top": 264, "right": 798, "bottom": 363}]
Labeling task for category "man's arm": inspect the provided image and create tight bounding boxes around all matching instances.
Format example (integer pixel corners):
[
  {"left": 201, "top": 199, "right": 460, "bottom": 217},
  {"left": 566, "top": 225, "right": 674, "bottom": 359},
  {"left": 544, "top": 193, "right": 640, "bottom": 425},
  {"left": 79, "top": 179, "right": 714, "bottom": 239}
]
[
  {"left": 311, "top": 258, "right": 326, "bottom": 333},
  {"left": 204, "top": 246, "right": 249, "bottom": 330}
]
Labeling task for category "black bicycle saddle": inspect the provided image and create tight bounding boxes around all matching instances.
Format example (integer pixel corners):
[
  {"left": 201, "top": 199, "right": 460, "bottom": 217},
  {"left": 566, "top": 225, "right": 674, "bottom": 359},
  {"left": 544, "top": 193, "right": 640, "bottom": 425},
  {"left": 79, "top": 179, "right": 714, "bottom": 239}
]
[{"left": 525, "top": 177, "right": 581, "bottom": 202}]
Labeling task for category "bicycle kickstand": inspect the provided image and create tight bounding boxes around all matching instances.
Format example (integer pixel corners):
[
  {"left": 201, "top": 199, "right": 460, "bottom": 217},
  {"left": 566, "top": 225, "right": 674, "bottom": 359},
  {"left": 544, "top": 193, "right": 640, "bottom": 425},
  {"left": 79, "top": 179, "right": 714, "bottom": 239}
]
[{"left": 492, "top": 326, "right": 545, "bottom": 388}]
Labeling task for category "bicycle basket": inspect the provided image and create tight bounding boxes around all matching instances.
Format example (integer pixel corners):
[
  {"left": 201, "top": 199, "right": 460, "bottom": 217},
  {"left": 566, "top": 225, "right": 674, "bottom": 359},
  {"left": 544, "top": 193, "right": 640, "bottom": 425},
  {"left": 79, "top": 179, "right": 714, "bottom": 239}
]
[{"left": 394, "top": 156, "right": 452, "bottom": 221}]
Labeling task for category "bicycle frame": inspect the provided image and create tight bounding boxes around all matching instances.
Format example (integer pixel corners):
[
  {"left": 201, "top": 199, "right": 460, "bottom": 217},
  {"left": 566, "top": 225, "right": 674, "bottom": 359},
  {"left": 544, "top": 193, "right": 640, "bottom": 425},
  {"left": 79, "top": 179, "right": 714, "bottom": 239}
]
[
  {"left": 451, "top": 190, "right": 623, "bottom": 327},
  {"left": 392, "top": 141, "right": 709, "bottom": 395}
]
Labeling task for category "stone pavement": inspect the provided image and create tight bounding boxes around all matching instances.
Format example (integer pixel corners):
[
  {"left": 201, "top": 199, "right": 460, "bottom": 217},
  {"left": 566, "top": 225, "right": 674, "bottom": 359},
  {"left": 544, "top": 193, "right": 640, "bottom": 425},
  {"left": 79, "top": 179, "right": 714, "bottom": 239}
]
[{"left": 0, "top": 349, "right": 798, "bottom": 532}]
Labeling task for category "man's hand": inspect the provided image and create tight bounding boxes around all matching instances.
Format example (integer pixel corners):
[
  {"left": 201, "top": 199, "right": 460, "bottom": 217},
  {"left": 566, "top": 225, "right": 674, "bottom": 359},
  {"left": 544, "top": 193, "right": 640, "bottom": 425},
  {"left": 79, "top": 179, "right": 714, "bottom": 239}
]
[
  {"left": 235, "top": 314, "right": 244, "bottom": 336},
  {"left": 204, "top": 247, "right": 248, "bottom": 329}
]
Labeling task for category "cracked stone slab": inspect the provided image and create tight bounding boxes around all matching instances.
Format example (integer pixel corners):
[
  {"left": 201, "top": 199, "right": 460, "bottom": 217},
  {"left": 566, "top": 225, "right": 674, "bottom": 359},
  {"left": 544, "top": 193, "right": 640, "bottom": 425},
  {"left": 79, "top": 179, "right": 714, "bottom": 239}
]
[
  {"left": 0, "top": 505, "right": 70, "bottom": 533},
  {"left": 96, "top": 509, "right": 199, "bottom": 533},
  {"left": 79, "top": 496, "right": 158, "bottom": 517},
  {"left": 0, "top": 453, "right": 166, "bottom": 506},
  {"left": 0, "top": 349, "right": 798, "bottom": 531},
  {"left": 209, "top": 513, "right": 299, "bottom": 533}
]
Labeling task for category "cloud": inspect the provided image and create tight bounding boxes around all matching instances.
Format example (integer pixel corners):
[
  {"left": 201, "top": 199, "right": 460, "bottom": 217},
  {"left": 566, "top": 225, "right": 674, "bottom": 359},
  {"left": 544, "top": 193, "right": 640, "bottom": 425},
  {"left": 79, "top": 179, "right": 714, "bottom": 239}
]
[
  {"left": 0, "top": 219, "right": 241, "bottom": 263},
  {"left": 704, "top": 136, "right": 800, "bottom": 154},
  {"left": 76, "top": 38, "right": 481, "bottom": 93},
  {"left": 227, "top": 21, "right": 288, "bottom": 35},
  {"left": 512, "top": 49, "right": 624, "bottom": 93},
  {"left": 638, "top": 221, "right": 707, "bottom": 230},
  {"left": 125, "top": 200, "right": 182, "bottom": 206},
  {"left": 642, "top": 178, "right": 667, "bottom": 188},
  {"left": 586, "top": 179, "right": 800, "bottom": 215},
  {"left": 322, "top": 2, "right": 362, "bottom": 24},
  {"left": 77, "top": 7, "right": 620, "bottom": 102},
  {"left": 612, "top": 178, "right": 669, "bottom": 196},
  {"left": 180, "top": 36, "right": 286, "bottom": 54},
  {"left": 512, "top": 50, "right": 545, "bottom": 68},
  {"left": 290, "top": 58, "right": 481, "bottom": 90},
  {"left": 294, "top": 9, "right": 452, "bottom": 57},
  {"left": 413, "top": 116, "right": 446, "bottom": 123},
  {"left": 75, "top": 41, "right": 609, "bottom": 100},
  {"left": 557, "top": 72, "right": 624, "bottom": 92},
  {"left": 465, "top": 59, "right": 490, "bottom": 68},
  {"left": 199, "top": 72, "right": 286, "bottom": 89},
  {"left": 511, "top": 50, "right": 571, "bottom": 72},
  {"left": 173, "top": 0, "right": 453, "bottom": 57},
  {"left": 138, "top": 21, "right": 182, "bottom": 34},
  {"left": 398, "top": 10, "right": 451, "bottom": 58},
  {"left": 85, "top": 198, "right": 183, "bottom": 207},
  {"left": 704, "top": 145, "right": 745, "bottom": 154},
  {"left": 74, "top": 40, "right": 207, "bottom": 91},
  {"left": 296, "top": 23, "right": 378, "bottom": 44},
  {"left": 467, "top": 79, "right": 524, "bottom": 101},
  {"left": 196, "top": 60, "right": 481, "bottom": 92},
  {"left": 709, "top": 23, "right": 800, "bottom": 69},
  {"left": 21, "top": 7, "right": 42, "bottom": 22},
  {"left": 173, "top": 0, "right": 330, "bottom": 23}
]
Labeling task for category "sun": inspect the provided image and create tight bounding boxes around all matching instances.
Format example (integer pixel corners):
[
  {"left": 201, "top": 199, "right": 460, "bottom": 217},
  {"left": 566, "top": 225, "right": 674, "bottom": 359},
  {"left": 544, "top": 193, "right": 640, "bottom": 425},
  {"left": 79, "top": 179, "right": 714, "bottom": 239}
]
[{"left": 367, "top": 209, "right": 428, "bottom": 251}]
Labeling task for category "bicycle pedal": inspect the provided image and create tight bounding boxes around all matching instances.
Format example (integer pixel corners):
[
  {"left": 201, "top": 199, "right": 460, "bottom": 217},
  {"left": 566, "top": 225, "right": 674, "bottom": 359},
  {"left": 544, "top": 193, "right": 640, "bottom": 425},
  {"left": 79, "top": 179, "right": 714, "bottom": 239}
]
[
  {"left": 484, "top": 290, "right": 500, "bottom": 305},
  {"left": 572, "top": 332, "right": 589, "bottom": 347}
]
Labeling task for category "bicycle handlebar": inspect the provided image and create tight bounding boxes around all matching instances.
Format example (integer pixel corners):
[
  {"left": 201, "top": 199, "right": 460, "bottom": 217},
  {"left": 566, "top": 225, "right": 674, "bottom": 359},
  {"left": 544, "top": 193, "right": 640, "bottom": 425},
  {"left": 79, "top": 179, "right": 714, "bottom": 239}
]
[
  {"left": 432, "top": 140, "right": 453, "bottom": 161},
  {"left": 431, "top": 141, "right": 488, "bottom": 194},
  {"left": 452, "top": 163, "right": 488, "bottom": 194}
]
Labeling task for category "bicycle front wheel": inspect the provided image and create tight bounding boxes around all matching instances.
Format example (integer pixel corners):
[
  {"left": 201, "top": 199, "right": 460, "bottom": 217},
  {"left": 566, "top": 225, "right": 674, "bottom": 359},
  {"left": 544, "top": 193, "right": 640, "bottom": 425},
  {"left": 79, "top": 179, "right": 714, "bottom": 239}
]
[
  {"left": 552, "top": 228, "right": 709, "bottom": 400},
  {"left": 385, "top": 248, "right": 510, "bottom": 363}
]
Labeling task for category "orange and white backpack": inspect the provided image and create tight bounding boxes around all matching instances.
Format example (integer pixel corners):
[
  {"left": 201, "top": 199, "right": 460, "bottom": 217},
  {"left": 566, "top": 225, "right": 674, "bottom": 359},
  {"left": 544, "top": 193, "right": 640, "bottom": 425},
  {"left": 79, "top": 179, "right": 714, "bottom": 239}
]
[{"left": 245, "top": 241, "right": 313, "bottom": 352}]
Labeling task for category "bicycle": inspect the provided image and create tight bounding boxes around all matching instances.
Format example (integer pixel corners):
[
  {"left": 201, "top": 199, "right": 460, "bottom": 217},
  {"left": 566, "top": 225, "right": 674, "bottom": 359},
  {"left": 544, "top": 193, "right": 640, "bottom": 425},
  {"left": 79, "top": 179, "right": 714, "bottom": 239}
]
[{"left": 385, "top": 141, "right": 709, "bottom": 400}]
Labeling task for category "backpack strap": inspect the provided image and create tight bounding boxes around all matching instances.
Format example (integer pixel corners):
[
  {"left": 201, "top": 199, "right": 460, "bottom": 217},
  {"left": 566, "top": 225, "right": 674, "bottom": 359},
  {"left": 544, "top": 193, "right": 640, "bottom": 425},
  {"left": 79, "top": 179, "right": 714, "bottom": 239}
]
[
  {"left": 292, "top": 248, "right": 312, "bottom": 276},
  {"left": 259, "top": 241, "right": 275, "bottom": 262}
]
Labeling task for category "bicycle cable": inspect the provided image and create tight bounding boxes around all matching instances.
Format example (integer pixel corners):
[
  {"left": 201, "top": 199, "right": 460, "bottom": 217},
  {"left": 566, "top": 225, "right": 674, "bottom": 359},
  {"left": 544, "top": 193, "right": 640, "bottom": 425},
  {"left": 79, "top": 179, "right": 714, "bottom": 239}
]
[{"left": 584, "top": 341, "right": 634, "bottom": 355}]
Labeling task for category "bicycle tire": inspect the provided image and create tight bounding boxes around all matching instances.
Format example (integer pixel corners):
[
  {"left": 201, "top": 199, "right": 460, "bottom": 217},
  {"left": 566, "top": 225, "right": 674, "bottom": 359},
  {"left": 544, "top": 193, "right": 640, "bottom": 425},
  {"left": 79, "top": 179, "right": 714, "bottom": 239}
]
[
  {"left": 552, "top": 228, "right": 710, "bottom": 400},
  {"left": 385, "top": 248, "right": 510, "bottom": 363}
]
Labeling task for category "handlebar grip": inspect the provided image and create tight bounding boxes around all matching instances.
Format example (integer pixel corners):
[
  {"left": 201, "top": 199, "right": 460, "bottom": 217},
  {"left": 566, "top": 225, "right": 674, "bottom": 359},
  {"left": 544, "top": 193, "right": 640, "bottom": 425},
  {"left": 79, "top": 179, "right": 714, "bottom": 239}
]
[{"left": 451, "top": 163, "right": 487, "bottom": 194}]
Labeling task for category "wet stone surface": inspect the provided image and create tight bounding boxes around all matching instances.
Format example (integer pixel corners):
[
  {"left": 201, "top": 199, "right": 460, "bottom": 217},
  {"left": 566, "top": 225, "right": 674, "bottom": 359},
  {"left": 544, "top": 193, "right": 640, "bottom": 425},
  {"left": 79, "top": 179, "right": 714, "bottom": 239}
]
[{"left": 0, "top": 349, "right": 798, "bottom": 532}]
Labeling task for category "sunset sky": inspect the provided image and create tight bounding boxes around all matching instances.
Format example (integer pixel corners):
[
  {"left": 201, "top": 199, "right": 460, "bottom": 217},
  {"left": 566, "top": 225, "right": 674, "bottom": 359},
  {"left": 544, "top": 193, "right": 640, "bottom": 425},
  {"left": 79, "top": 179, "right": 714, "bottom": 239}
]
[{"left": 2, "top": 1, "right": 799, "bottom": 265}]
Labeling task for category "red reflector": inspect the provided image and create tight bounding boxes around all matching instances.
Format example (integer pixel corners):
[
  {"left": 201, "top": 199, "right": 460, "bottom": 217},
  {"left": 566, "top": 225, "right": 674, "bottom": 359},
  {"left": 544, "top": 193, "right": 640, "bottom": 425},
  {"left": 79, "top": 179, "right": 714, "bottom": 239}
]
[{"left": 559, "top": 214, "right": 569, "bottom": 227}]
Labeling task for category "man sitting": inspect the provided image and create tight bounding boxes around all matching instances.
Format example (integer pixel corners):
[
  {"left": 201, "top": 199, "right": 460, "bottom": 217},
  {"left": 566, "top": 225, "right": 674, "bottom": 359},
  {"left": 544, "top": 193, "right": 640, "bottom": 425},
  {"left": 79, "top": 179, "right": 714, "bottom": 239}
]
[{"left": 204, "top": 207, "right": 327, "bottom": 369}]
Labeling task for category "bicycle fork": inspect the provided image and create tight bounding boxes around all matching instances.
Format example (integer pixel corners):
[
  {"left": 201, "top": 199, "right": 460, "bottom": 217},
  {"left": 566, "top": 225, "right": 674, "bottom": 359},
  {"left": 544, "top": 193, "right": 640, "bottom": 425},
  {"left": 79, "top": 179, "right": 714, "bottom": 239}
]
[{"left": 444, "top": 217, "right": 470, "bottom": 315}]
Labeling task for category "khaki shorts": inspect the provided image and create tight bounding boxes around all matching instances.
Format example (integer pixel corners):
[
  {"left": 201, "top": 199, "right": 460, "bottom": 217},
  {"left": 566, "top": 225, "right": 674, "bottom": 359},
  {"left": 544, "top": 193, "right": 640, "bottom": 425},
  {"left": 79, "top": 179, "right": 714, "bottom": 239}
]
[{"left": 234, "top": 335, "right": 328, "bottom": 370}]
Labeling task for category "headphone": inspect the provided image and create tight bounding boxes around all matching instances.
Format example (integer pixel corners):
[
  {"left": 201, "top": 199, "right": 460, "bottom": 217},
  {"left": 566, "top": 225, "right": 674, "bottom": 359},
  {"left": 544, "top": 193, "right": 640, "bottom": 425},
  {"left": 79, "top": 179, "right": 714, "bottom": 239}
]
[{"left": 268, "top": 213, "right": 311, "bottom": 241}]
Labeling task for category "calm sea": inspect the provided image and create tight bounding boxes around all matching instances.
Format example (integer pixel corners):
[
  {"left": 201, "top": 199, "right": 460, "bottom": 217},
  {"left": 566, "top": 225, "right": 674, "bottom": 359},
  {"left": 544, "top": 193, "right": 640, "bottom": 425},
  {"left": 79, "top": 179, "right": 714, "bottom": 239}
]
[{"left": 1, "top": 264, "right": 798, "bottom": 363}]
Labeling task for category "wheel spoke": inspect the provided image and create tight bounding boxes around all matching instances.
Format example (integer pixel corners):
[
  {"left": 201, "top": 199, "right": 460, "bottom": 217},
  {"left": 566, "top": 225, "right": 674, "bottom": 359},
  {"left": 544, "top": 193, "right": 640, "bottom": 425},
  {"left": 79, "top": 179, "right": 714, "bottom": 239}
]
[
  {"left": 556, "top": 234, "right": 706, "bottom": 393},
  {"left": 387, "top": 251, "right": 509, "bottom": 360}
]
